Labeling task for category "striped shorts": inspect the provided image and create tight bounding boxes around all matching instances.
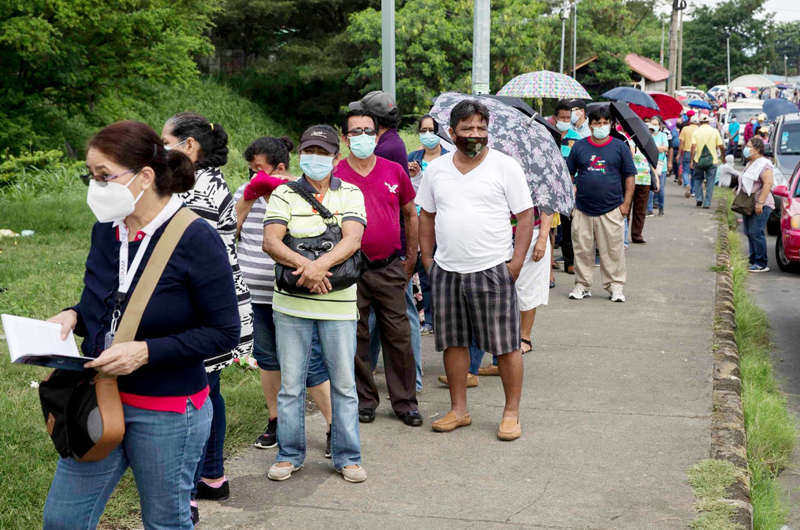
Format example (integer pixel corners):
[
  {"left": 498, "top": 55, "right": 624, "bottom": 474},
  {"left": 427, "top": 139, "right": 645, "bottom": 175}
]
[{"left": 430, "top": 261, "right": 520, "bottom": 356}]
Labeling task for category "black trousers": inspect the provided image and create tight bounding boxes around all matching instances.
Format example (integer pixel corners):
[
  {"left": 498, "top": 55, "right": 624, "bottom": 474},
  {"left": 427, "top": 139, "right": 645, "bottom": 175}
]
[{"left": 561, "top": 214, "right": 574, "bottom": 268}]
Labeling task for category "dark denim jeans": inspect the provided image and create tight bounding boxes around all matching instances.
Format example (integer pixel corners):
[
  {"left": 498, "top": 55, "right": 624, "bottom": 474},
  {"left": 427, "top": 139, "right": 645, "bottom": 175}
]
[
  {"left": 742, "top": 206, "right": 773, "bottom": 268},
  {"left": 692, "top": 164, "right": 717, "bottom": 208},
  {"left": 192, "top": 371, "right": 225, "bottom": 499}
]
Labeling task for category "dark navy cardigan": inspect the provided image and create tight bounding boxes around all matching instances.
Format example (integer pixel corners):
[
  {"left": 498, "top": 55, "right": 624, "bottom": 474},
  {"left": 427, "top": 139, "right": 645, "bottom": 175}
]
[{"left": 72, "top": 208, "right": 241, "bottom": 397}]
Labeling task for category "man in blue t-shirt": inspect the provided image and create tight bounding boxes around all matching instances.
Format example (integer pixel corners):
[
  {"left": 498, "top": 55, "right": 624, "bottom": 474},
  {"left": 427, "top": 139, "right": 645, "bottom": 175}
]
[
  {"left": 726, "top": 116, "right": 741, "bottom": 158},
  {"left": 565, "top": 105, "right": 636, "bottom": 303}
]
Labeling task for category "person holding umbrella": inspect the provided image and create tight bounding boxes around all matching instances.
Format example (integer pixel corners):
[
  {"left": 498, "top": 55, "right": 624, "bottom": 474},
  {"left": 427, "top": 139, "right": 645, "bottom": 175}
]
[
  {"left": 565, "top": 105, "right": 636, "bottom": 302},
  {"left": 555, "top": 99, "right": 583, "bottom": 274}
]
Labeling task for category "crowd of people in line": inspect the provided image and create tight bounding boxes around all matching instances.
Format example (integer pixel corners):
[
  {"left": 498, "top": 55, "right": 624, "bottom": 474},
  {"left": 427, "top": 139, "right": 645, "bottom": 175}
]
[{"left": 37, "top": 87, "right": 777, "bottom": 530}]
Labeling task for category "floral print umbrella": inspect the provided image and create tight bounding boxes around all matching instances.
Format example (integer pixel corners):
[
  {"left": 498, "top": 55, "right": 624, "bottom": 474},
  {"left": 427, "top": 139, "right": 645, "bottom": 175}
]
[
  {"left": 497, "top": 71, "right": 592, "bottom": 100},
  {"left": 429, "top": 92, "right": 575, "bottom": 215}
]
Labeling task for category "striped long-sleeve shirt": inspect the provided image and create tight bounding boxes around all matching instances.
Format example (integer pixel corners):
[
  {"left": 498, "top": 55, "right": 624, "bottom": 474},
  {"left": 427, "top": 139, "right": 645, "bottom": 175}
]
[{"left": 181, "top": 166, "right": 254, "bottom": 371}]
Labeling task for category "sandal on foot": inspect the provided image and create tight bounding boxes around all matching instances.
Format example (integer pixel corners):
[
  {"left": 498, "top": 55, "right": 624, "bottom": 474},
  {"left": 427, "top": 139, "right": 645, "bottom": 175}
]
[{"left": 521, "top": 338, "right": 532, "bottom": 354}]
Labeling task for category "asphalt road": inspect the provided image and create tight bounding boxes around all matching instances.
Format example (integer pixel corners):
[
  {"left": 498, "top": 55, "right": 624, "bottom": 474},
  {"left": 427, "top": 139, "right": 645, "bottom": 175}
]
[{"left": 740, "top": 230, "right": 800, "bottom": 527}]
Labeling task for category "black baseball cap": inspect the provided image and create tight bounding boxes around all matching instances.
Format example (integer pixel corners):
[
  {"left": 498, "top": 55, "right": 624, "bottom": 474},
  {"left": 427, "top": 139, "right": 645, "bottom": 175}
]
[
  {"left": 349, "top": 91, "right": 399, "bottom": 118},
  {"left": 299, "top": 126, "right": 339, "bottom": 154},
  {"left": 569, "top": 99, "right": 587, "bottom": 111}
]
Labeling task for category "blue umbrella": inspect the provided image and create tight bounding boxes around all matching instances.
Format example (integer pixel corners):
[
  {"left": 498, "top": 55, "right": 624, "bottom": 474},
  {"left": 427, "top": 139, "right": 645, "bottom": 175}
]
[
  {"left": 688, "top": 100, "right": 712, "bottom": 110},
  {"left": 602, "top": 87, "right": 659, "bottom": 110},
  {"left": 763, "top": 98, "right": 798, "bottom": 120}
]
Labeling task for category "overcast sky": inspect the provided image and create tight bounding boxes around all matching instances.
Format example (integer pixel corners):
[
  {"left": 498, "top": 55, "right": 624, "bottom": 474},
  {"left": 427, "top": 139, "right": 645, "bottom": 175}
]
[{"left": 679, "top": 0, "right": 800, "bottom": 22}]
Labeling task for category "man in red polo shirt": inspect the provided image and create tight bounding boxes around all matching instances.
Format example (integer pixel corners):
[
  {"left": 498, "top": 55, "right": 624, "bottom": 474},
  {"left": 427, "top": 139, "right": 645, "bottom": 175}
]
[{"left": 334, "top": 108, "right": 422, "bottom": 427}]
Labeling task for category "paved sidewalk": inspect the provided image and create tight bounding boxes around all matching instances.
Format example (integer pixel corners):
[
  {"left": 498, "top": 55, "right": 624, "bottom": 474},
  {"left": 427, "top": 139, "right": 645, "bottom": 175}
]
[{"left": 199, "top": 183, "right": 718, "bottom": 530}]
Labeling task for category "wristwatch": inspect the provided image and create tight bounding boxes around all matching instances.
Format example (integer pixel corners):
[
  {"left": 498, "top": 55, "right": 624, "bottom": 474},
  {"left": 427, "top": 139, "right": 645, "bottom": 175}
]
[{"left": 756, "top": 200, "right": 765, "bottom": 205}]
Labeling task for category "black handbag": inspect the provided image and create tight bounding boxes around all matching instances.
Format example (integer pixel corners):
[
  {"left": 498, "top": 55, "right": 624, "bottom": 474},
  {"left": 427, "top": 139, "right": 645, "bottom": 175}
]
[{"left": 275, "top": 181, "right": 367, "bottom": 294}]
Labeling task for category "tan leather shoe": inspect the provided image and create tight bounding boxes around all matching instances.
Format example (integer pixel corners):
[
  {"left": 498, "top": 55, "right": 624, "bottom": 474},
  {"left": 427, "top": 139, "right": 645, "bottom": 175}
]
[
  {"left": 477, "top": 365, "right": 499, "bottom": 376},
  {"left": 432, "top": 411, "right": 472, "bottom": 432},
  {"left": 497, "top": 417, "right": 521, "bottom": 441},
  {"left": 437, "top": 373, "right": 479, "bottom": 388}
]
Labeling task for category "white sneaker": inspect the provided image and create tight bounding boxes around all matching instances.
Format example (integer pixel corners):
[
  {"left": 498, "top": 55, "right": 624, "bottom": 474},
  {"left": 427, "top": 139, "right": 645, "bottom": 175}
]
[
  {"left": 339, "top": 464, "right": 367, "bottom": 483},
  {"left": 268, "top": 462, "right": 301, "bottom": 481},
  {"left": 610, "top": 291, "right": 626, "bottom": 303},
  {"left": 568, "top": 287, "right": 591, "bottom": 300}
]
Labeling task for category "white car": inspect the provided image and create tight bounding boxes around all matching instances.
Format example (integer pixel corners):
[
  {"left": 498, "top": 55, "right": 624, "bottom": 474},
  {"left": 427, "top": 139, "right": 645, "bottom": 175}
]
[{"left": 720, "top": 99, "right": 765, "bottom": 150}]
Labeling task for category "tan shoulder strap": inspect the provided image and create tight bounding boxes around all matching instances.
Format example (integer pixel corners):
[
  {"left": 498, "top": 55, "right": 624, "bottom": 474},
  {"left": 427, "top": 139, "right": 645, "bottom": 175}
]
[{"left": 112, "top": 208, "right": 199, "bottom": 345}]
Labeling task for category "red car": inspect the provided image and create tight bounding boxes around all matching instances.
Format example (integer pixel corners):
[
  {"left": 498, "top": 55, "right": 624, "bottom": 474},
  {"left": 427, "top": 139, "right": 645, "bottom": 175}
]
[{"left": 773, "top": 161, "right": 800, "bottom": 272}]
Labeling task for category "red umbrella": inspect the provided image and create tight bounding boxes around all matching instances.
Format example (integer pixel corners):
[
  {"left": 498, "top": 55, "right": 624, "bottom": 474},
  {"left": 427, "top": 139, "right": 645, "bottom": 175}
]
[{"left": 630, "top": 92, "right": 684, "bottom": 120}]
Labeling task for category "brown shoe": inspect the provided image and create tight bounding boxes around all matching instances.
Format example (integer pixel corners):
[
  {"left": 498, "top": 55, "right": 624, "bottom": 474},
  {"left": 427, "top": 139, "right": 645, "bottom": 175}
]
[
  {"left": 477, "top": 365, "right": 500, "bottom": 376},
  {"left": 432, "top": 411, "right": 472, "bottom": 432},
  {"left": 437, "top": 373, "right": 479, "bottom": 388},
  {"left": 497, "top": 417, "right": 521, "bottom": 441},
  {"left": 566, "top": 265, "right": 575, "bottom": 275}
]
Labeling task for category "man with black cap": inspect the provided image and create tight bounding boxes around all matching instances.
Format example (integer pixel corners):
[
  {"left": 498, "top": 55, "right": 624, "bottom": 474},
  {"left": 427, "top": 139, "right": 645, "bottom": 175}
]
[
  {"left": 335, "top": 105, "right": 423, "bottom": 427},
  {"left": 569, "top": 99, "right": 591, "bottom": 139},
  {"left": 349, "top": 91, "right": 426, "bottom": 396}
]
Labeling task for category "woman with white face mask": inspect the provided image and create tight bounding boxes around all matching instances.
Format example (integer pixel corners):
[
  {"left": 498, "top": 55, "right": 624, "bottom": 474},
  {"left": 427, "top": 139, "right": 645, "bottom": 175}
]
[
  {"left": 161, "top": 112, "right": 253, "bottom": 516},
  {"left": 408, "top": 115, "right": 449, "bottom": 192},
  {"left": 44, "top": 120, "right": 241, "bottom": 529}
]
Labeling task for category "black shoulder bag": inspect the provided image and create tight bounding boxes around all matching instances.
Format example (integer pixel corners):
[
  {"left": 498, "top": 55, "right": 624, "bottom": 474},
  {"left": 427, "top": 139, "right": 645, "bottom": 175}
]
[{"left": 274, "top": 181, "right": 367, "bottom": 294}]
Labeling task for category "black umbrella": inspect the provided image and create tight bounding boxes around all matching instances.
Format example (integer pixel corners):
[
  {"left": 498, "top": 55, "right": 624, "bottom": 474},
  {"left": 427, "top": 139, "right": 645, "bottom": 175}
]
[
  {"left": 609, "top": 102, "right": 659, "bottom": 168},
  {"left": 603, "top": 87, "right": 660, "bottom": 110}
]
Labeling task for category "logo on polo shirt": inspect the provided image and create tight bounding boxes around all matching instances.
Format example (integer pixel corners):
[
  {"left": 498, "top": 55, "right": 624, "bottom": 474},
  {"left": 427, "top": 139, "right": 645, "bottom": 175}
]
[{"left": 385, "top": 183, "right": 398, "bottom": 194}]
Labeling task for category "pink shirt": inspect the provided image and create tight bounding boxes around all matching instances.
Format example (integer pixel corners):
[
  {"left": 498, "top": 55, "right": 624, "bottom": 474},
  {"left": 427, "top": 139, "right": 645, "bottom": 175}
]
[{"left": 335, "top": 157, "right": 416, "bottom": 260}]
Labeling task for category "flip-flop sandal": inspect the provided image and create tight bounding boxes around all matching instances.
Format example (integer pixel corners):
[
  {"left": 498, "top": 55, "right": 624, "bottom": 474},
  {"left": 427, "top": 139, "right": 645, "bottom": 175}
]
[{"left": 520, "top": 338, "right": 532, "bottom": 354}]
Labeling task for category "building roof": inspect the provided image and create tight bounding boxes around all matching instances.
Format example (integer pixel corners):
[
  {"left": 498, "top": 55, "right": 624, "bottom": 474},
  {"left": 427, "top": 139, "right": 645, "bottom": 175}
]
[{"left": 625, "top": 53, "right": 669, "bottom": 82}]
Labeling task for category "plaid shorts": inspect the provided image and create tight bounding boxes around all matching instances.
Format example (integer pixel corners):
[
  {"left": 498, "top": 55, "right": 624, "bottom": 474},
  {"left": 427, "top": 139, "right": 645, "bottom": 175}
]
[{"left": 430, "top": 261, "right": 520, "bottom": 355}]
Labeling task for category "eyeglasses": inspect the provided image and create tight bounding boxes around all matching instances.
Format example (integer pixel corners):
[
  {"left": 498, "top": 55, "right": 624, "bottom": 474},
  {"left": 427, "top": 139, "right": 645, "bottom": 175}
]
[
  {"left": 346, "top": 128, "right": 377, "bottom": 137},
  {"left": 79, "top": 169, "right": 135, "bottom": 186},
  {"left": 419, "top": 127, "right": 436, "bottom": 133},
  {"left": 164, "top": 139, "right": 187, "bottom": 151}
]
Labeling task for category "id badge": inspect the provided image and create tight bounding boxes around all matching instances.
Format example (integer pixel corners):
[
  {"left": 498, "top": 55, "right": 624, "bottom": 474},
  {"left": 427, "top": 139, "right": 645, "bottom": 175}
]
[{"left": 104, "top": 330, "right": 115, "bottom": 351}]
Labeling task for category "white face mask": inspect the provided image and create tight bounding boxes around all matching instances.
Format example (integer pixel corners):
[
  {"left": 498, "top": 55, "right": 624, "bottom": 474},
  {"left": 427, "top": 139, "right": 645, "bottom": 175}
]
[{"left": 87, "top": 172, "right": 144, "bottom": 223}]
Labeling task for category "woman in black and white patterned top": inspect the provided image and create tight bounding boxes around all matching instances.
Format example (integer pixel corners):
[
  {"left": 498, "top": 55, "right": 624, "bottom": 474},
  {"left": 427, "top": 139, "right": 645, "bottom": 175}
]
[{"left": 162, "top": 112, "right": 253, "bottom": 514}]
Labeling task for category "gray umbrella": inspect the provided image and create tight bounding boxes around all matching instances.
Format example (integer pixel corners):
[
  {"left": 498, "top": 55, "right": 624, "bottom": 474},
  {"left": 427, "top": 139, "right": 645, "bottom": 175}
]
[{"left": 429, "top": 92, "right": 574, "bottom": 215}]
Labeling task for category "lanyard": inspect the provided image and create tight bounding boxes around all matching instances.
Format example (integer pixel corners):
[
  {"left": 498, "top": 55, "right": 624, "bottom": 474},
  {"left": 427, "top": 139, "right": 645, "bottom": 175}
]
[{"left": 107, "top": 224, "right": 152, "bottom": 349}]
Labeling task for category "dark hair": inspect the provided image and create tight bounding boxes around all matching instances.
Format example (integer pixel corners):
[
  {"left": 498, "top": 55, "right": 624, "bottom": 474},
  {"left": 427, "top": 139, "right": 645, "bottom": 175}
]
[
  {"left": 377, "top": 111, "right": 400, "bottom": 130},
  {"left": 89, "top": 120, "right": 195, "bottom": 197},
  {"left": 588, "top": 105, "right": 612, "bottom": 123},
  {"left": 164, "top": 112, "right": 229, "bottom": 169},
  {"left": 243, "top": 136, "right": 294, "bottom": 169},
  {"left": 418, "top": 114, "right": 439, "bottom": 133},
  {"left": 749, "top": 136, "right": 765, "bottom": 155},
  {"left": 555, "top": 99, "right": 572, "bottom": 116},
  {"left": 342, "top": 109, "right": 379, "bottom": 134},
  {"left": 449, "top": 100, "right": 490, "bottom": 129}
]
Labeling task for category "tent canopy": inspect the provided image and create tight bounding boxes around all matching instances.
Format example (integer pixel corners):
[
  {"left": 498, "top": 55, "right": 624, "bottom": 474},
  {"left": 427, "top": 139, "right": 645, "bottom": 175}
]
[{"left": 728, "top": 74, "right": 775, "bottom": 89}]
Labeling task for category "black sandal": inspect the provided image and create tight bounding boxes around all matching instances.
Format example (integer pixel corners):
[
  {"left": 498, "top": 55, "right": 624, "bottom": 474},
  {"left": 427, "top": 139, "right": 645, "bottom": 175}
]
[{"left": 520, "top": 338, "right": 532, "bottom": 354}]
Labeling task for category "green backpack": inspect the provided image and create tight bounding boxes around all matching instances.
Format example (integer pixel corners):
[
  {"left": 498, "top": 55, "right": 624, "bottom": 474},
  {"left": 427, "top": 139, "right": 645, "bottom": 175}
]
[{"left": 696, "top": 144, "right": 714, "bottom": 170}]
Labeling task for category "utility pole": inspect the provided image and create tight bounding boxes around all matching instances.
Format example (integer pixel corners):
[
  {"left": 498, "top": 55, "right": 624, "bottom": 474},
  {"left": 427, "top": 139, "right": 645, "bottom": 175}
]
[
  {"left": 381, "top": 0, "right": 396, "bottom": 100},
  {"left": 572, "top": 0, "right": 578, "bottom": 79},
  {"left": 667, "top": 0, "right": 679, "bottom": 94},
  {"left": 660, "top": 20, "right": 665, "bottom": 65},
  {"left": 472, "top": 0, "right": 491, "bottom": 95},
  {"left": 559, "top": 2, "right": 569, "bottom": 74},
  {"left": 726, "top": 33, "right": 731, "bottom": 86},
  {"left": 677, "top": 7, "right": 684, "bottom": 90},
  {"left": 785, "top": 55, "right": 789, "bottom": 85}
]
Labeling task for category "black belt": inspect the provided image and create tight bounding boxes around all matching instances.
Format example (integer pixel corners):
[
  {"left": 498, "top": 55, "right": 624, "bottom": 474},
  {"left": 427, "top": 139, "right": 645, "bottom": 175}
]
[{"left": 365, "top": 253, "right": 398, "bottom": 270}]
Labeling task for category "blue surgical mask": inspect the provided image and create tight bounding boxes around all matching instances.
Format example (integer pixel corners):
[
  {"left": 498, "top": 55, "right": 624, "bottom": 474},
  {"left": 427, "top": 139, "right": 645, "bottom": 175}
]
[
  {"left": 570, "top": 111, "right": 581, "bottom": 125},
  {"left": 592, "top": 125, "right": 611, "bottom": 140},
  {"left": 556, "top": 121, "right": 571, "bottom": 132},
  {"left": 300, "top": 154, "right": 334, "bottom": 181},
  {"left": 751, "top": 120, "right": 758, "bottom": 125},
  {"left": 349, "top": 134, "right": 377, "bottom": 159},
  {"left": 742, "top": 147, "right": 752, "bottom": 159},
  {"left": 419, "top": 132, "right": 440, "bottom": 149}
]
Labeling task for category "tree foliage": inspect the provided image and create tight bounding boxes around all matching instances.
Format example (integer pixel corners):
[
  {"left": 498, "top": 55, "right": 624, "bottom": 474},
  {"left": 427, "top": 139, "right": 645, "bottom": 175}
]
[{"left": 0, "top": 0, "right": 219, "bottom": 156}]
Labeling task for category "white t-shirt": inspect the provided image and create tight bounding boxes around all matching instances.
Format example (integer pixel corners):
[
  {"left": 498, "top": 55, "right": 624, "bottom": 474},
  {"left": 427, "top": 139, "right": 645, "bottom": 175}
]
[{"left": 415, "top": 149, "right": 534, "bottom": 274}]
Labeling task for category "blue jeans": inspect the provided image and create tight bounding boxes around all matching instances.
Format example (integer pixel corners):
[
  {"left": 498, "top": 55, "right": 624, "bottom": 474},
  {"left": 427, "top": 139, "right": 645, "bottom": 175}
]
[
  {"left": 273, "top": 311, "right": 361, "bottom": 470},
  {"left": 468, "top": 340, "right": 496, "bottom": 375},
  {"left": 415, "top": 259, "right": 433, "bottom": 326},
  {"left": 252, "top": 303, "right": 328, "bottom": 387},
  {"left": 367, "top": 280, "right": 423, "bottom": 392},
  {"left": 743, "top": 206, "right": 773, "bottom": 268},
  {"left": 191, "top": 371, "right": 225, "bottom": 499},
  {"left": 681, "top": 152, "right": 693, "bottom": 193},
  {"left": 44, "top": 398, "right": 212, "bottom": 530},
  {"left": 648, "top": 171, "right": 668, "bottom": 211},
  {"left": 692, "top": 164, "right": 717, "bottom": 208}
]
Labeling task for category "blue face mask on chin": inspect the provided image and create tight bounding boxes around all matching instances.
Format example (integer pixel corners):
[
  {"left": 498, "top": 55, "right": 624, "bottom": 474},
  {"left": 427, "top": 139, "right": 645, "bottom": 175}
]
[{"left": 300, "top": 154, "right": 334, "bottom": 181}]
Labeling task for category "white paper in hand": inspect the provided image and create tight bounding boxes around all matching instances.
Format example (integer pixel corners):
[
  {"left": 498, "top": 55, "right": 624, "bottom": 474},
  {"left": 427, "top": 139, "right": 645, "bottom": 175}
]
[{"left": 2, "top": 314, "right": 94, "bottom": 371}]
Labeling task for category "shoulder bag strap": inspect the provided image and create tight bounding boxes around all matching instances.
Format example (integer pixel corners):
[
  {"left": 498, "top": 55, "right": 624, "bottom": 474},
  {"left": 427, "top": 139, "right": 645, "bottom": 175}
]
[
  {"left": 112, "top": 208, "right": 200, "bottom": 345},
  {"left": 286, "top": 180, "right": 334, "bottom": 220}
]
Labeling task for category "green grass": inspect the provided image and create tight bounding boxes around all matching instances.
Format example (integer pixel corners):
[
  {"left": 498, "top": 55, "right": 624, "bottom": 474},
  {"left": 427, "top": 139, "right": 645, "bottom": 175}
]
[
  {"left": 687, "top": 460, "right": 745, "bottom": 530},
  {"left": 727, "top": 228, "right": 799, "bottom": 530},
  {"left": 0, "top": 190, "right": 266, "bottom": 529}
]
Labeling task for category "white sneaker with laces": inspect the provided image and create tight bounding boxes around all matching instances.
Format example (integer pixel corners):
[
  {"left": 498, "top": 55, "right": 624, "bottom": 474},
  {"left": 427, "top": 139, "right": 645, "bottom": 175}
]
[
  {"left": 610, "top": 291, "right": 626, "bottom": 303},
  {"left": 568, "top": 287, "right": 591, "bottom": 300}
]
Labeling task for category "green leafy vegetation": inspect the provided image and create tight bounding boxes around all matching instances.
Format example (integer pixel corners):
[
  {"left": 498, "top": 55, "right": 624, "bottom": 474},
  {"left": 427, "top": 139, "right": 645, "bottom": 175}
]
[{"left": 687, "top": 460, "right": 744, "bottom": 530}]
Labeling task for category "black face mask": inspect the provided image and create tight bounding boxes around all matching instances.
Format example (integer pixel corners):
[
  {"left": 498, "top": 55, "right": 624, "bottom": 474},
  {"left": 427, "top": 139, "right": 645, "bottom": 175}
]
[{"left": 454, "top": 134, "right": 488, "bottom": 158}]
